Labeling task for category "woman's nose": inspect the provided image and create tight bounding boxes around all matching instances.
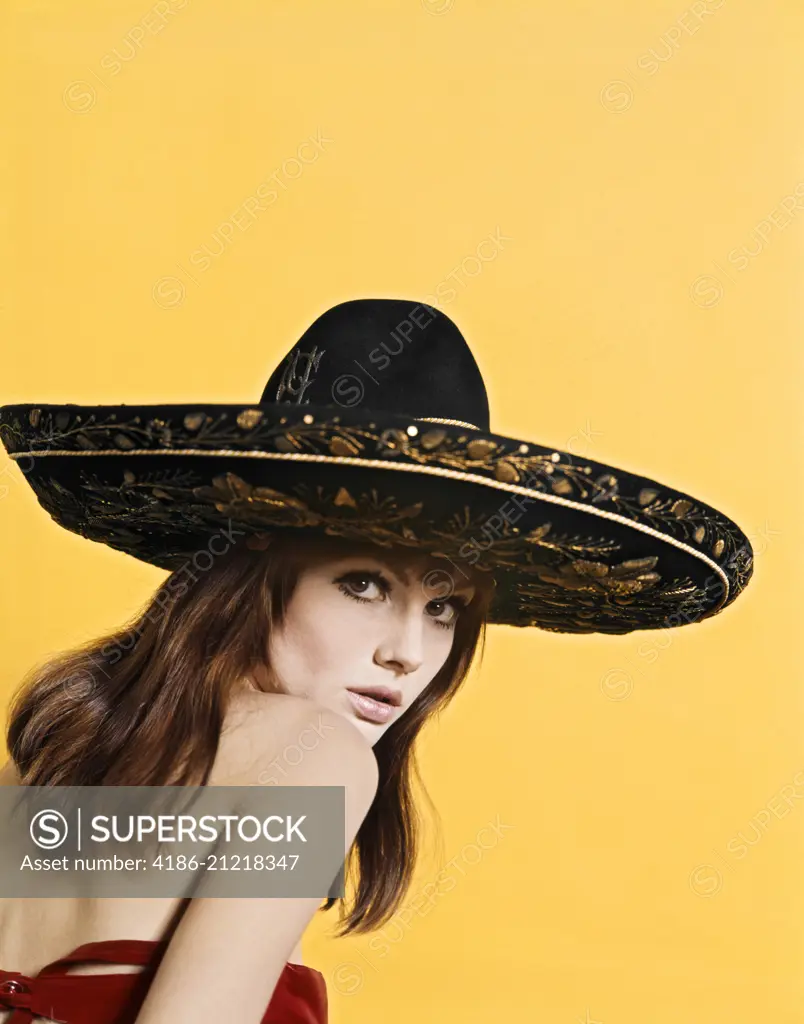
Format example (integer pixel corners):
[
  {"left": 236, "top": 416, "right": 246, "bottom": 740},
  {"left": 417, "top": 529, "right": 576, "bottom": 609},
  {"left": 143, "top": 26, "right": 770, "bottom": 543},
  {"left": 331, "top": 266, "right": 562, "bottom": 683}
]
[{"left": 374, "top": 612, "right": 425, "bottom": 676}]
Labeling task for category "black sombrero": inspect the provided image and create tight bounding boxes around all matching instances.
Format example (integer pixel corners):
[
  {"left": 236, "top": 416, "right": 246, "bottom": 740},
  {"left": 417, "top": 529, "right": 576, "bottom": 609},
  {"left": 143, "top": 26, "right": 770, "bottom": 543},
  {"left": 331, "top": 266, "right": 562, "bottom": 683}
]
[{"left": 0, "top": 298, "right": 753, "bottom": 634}]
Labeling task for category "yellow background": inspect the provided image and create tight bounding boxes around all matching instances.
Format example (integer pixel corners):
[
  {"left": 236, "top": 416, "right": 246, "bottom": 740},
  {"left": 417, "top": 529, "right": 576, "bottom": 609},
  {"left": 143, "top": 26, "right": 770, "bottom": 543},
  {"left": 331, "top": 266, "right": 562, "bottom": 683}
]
[{"left": 1, "top": 1, "right": 801, "bottom": 1021}]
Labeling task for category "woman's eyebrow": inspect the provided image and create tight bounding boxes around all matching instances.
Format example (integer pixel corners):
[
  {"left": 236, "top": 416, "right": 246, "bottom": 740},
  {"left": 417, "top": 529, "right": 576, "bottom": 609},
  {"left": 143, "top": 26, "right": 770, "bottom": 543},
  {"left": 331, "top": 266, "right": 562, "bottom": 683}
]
[
  {"left": 331, "top": 558, "right": 410, "bottom": 584},
  {"left": 417, "top": 566, "right": 478, "bottom": 600}
]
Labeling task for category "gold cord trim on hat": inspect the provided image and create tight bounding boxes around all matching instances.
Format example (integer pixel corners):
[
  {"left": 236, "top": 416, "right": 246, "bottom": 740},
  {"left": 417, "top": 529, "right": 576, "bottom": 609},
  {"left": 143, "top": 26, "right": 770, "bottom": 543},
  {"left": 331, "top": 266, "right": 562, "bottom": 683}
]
[
  {"left": 416, "top": 417, "right": 481, "bottom": 430},
  {"left": 7, "top": 446, "right": 731, "bottom": 610}
]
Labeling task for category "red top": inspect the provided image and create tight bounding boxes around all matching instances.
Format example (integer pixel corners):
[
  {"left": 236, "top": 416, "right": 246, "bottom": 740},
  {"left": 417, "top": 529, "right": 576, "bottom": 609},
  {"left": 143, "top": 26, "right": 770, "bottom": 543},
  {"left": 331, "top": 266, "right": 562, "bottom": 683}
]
[{"left": 0, "top": 939, "right": 328, "bottom": 1023}]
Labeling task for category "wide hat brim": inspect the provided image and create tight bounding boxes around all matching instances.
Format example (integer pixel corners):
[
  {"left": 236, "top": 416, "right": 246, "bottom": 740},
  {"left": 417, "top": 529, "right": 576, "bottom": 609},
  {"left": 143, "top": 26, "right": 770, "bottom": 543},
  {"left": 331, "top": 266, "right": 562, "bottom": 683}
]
[{"left": 0, "top": 400, "right": 753, "bottom": 634}]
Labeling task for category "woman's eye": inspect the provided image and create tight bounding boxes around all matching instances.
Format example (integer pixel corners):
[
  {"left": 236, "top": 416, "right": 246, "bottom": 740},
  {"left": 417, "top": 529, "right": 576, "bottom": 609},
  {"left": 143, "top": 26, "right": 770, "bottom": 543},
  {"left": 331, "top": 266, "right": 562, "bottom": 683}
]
[
  {"left": 336, "top": 572, "right": 388, "bottom": 603},
  {"left": 426, "top": 599, "right": 462, "bottom": 629},
  {"left": 335, "top": 571, "right": 465, "bottom": 626}
]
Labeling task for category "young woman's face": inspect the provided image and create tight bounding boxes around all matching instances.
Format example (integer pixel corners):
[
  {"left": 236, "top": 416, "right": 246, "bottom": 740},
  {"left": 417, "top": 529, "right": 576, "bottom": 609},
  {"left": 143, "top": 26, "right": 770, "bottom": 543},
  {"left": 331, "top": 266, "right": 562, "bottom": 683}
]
[{"left": 264, "top": 544, "right": 478, "bottom": 745}]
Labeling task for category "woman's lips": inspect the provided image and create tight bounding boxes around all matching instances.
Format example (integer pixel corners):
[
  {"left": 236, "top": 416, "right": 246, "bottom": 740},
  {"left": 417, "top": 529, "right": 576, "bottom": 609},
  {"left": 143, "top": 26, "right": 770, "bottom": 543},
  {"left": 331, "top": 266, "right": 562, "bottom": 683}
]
[{"left": 346, "top": 690, "right": 396, "bottom": 724}]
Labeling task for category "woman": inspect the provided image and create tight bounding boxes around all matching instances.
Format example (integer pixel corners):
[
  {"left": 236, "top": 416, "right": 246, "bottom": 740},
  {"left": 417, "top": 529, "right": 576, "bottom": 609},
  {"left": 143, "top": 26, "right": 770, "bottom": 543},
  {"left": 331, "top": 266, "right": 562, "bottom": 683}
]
[{"left": 0, "top": 298, "right": 753, "bottom": 1023}]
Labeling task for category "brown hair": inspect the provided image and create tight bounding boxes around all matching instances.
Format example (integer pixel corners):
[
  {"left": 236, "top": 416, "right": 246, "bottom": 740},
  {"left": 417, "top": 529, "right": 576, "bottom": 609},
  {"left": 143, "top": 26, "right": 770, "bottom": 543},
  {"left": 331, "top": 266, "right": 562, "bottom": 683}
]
[{"left": 4, "top": 531, "right": 493, "bottom": 935}]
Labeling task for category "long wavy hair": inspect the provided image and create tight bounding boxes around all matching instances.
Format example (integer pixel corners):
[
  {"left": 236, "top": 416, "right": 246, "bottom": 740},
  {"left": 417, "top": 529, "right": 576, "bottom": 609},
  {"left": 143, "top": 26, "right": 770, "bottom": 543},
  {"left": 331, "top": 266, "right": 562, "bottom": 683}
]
[{"left": 4, "top": 530, "right": 494, "bottom": 935}]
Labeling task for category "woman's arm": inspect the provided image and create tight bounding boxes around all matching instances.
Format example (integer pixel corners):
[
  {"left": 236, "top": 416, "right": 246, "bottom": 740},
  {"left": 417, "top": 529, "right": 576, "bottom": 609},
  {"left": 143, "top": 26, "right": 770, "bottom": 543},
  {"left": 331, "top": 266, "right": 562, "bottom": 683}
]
[{"left": 133, "top": 702, "right": 378, "bottom": 1024}]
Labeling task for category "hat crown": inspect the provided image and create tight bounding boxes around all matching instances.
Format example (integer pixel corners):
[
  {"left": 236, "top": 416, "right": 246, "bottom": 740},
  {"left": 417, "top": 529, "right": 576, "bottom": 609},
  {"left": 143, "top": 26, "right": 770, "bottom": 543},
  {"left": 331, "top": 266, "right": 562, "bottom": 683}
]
[{"left": 259, "top": 298, "right": 490, "bottom": 430}]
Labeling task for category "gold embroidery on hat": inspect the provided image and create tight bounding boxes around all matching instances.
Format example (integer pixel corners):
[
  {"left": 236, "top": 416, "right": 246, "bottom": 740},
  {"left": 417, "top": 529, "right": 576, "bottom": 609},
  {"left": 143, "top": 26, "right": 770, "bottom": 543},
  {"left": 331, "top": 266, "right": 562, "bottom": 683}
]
[
  {"left": 276, "top": 345, "right": 325, "bottom": 404},
  {"left": 1, "top": 407, "right": 752, "bottom": 620},
  {"left": 22, "top": 466, "right": 731, "bottom": 633},
  {"left": 8, "top": 441, "right": 733, "bottom": 608}
]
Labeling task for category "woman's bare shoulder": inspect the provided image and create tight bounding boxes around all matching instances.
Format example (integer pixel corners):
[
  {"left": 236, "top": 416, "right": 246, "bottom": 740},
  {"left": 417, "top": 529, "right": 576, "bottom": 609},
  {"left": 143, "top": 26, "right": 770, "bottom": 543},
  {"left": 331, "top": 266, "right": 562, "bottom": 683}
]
[
  {"left": 133, "top": 694, "right": 378, "bottom": 1023},
  {"left": 217, "top": 690, "right": 378, "bottom": 793}
]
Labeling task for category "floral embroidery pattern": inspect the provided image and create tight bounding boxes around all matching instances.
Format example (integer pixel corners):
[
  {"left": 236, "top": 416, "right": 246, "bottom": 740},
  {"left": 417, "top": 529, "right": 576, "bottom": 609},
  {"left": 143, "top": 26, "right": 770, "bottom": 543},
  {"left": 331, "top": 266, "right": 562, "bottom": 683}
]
[
  {"left": 0, "top": 403, "right": 753, "bottom": 632},
  {"left": 20, "top": 466, "right": 717, "bottom": 634}
]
